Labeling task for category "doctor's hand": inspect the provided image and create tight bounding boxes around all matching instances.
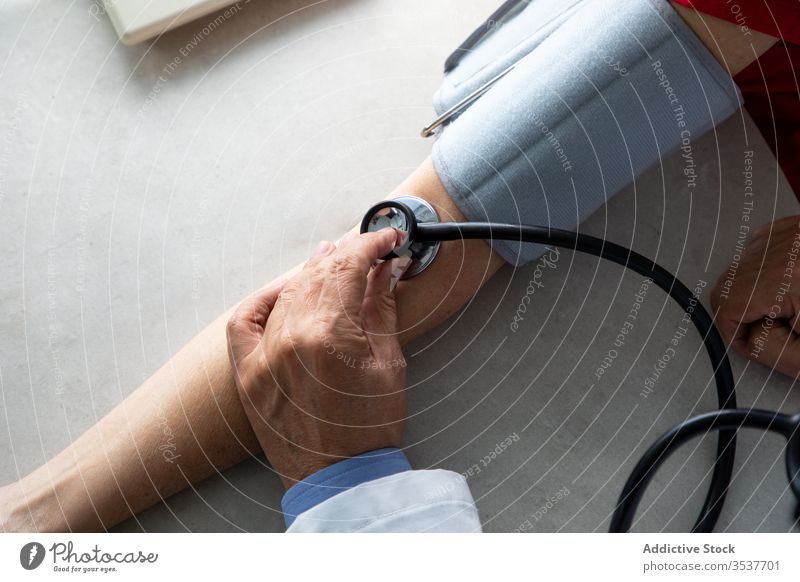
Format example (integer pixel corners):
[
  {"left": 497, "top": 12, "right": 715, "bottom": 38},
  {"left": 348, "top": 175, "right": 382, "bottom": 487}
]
[
  {"left": 226, "top": 229, "right": 412, "bottom": 488},
  {"left": 711, "top": 216, "right": 800, "bottom": 379}
]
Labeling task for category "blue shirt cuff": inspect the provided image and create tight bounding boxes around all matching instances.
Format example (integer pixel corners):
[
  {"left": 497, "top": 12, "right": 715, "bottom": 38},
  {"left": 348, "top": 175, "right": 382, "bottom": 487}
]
[{"left": 281, "top": 448, "right": 411, "bottom": 527}]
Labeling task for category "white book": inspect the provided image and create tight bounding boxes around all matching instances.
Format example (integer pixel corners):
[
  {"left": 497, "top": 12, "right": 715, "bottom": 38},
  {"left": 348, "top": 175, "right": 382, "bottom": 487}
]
[{"left": 104, "top": 0, "right": 242, "bottom": 45}]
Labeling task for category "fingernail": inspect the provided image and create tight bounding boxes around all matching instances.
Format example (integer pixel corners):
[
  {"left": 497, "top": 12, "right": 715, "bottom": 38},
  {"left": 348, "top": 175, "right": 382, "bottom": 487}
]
[
  {"left": 313, "top": 240, "right": 334, "bottom": 257},
  {"left": 389, "top": 256, "right": 413, "bottom": 292}
]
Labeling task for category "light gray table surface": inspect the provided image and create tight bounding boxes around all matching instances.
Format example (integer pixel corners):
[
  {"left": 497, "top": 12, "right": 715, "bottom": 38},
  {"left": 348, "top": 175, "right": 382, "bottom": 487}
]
[{"left": 1, "top": 0, "right": 798, "bottom": 532}]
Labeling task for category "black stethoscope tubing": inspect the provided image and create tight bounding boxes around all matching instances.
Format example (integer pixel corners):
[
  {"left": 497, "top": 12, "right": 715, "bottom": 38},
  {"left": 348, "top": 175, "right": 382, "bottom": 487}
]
[{"left": 363, "top": 200, "right": 800, "bottom": 532}]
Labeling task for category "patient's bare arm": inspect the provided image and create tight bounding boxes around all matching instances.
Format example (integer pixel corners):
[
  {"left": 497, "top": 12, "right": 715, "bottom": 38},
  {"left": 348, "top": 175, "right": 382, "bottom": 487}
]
[{"left": 1, "top": 158, "right": 505, "bottom": 532}]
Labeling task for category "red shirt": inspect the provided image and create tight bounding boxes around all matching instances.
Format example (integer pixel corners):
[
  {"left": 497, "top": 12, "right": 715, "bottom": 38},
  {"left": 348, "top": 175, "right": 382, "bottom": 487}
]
[{"left": 672, "top": 1, "right": 800, "bottom": 196}]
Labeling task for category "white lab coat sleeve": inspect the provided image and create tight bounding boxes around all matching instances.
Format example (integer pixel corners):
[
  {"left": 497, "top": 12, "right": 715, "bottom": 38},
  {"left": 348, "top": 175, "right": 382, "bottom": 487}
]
[{"left": 286, "top": 469, "right": 482, "bottom": 532}]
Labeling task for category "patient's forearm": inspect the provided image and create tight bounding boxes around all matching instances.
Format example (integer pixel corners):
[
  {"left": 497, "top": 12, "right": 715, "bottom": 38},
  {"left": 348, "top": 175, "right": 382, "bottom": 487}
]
[{"left": 1, "top": 158, "right": 504, "bottom": 532}]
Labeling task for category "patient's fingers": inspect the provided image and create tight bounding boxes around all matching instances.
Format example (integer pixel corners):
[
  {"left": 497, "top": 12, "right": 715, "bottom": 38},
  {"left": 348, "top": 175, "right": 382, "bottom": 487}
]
[{"left": 743, "top": 319, "right": 800, "bottom": 379}]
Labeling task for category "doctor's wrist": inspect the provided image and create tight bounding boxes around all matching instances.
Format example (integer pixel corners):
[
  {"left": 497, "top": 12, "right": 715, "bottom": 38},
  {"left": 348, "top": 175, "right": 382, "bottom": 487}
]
[{"left": 281, "top": 447, "right": 411, "bottom": 527}]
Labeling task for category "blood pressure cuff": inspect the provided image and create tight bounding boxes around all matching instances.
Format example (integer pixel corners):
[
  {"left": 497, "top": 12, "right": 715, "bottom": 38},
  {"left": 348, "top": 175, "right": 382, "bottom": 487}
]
[{"left": 431, "top": 0, "right": 742, "bottom": 265}]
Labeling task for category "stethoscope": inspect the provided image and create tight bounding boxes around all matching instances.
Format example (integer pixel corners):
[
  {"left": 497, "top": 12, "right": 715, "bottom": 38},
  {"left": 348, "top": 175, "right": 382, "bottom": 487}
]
[{"left": 360, "top": 196, "right": 800, "bottom": 532}]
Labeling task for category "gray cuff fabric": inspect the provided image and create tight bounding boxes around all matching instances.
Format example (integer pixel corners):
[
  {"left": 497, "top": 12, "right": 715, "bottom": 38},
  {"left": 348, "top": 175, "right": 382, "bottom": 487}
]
[{"left": 431, "top": 0, "right": 742, "bottom": 266}]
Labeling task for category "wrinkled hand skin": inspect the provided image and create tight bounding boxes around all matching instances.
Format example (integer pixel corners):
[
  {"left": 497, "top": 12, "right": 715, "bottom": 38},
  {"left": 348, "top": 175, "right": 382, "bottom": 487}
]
[
  {"left": 711, "top": 216, "right": 800, "bottom": 379},
  {"left": 226, "top": 229, "right": 411, "bottom": 488}
]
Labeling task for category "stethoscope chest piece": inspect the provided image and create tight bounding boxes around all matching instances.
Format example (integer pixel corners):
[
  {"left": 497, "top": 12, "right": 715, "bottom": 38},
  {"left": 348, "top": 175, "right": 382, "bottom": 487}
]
[{"left": 360, "top": 196, "right": 440, "bottom": 279}]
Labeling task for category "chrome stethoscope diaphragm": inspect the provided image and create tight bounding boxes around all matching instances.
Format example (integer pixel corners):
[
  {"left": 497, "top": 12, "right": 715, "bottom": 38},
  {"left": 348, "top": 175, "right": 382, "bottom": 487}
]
[{"left": 360, "top": 196, "right": 441, "bottom": 279}]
